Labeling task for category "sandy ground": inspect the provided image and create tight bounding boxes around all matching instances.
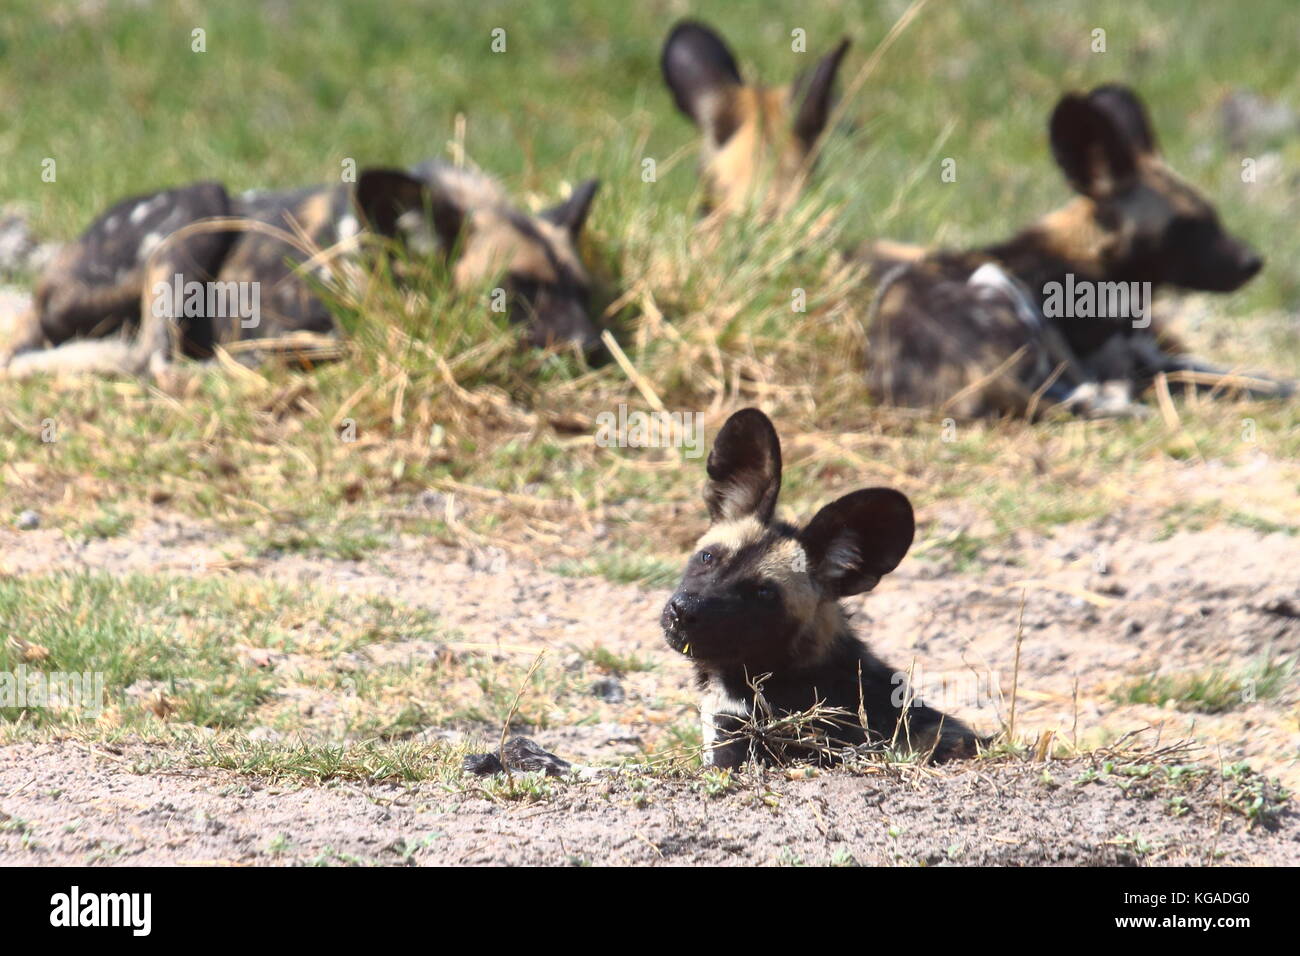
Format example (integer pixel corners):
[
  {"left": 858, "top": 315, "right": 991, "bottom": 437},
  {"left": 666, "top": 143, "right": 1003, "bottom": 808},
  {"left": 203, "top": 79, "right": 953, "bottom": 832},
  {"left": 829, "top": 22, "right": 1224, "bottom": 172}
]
[
  {"left": 0, "top": 508, "right": 1296, "bottom": 866},
  {"left": 1, "top": 740, "right": 1294, "bottom": 866}
]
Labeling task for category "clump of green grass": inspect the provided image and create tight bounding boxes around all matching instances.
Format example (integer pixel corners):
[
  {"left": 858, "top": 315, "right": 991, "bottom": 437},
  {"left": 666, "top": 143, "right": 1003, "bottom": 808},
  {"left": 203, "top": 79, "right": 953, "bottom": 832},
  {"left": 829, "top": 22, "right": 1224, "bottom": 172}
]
[
  {"left": 70, "top": 507, "right": 134, "bottom": 541},
  {"left": 580, "top": 644, "right": 654, "bottom": 675},
  {"left": 197, "top": 738, "right": 461, "bottom": 785},
  {"left": 1114, "top": 658, "right": 1294, "bottom": 714},
  {"left": 1222, "top": 762, "right": 1291, "bottom": 829},
  {"left": 553, "top": 551, "right": 681, "bottom": 588},
  {"left": 0, "top": 573, "right": 442, "bottom": 729},
  {"left": 246, "top": 518, "right": 389, "bottom": 561}
]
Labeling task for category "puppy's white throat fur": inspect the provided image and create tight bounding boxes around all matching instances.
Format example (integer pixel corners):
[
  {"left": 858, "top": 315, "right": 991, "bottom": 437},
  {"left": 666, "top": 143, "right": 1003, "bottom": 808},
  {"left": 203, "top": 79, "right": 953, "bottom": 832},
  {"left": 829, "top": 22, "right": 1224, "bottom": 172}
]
[{"left": 699, "top": 674, "right": 759, "bottom": 767}]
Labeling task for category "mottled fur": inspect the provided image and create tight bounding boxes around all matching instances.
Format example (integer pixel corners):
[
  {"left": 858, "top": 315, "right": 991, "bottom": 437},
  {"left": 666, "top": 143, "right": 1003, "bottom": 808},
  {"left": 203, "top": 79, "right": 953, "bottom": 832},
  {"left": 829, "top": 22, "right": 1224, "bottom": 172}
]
[
  {"left": 2, "top": 162, "right": 601, "bottom": 377},
  {"left": 864, "top": 85, "right": 1289, "bottom": 418}
]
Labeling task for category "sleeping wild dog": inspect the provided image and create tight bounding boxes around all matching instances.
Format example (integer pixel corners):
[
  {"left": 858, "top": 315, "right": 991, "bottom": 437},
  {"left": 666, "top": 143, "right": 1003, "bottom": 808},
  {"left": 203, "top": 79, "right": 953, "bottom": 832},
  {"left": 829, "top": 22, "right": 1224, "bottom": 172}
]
[
  {"left": 662, "top": 20, "right": 849, "bottom": 216},
  {"left": 865, "top": 85, "right": 1291, "bottom": 418},
  {"left": 1, "top": 162, "right": 601, "bottom": 378},
  {"left": 661, "top": 408, "right": 980, "bottom": 768}
]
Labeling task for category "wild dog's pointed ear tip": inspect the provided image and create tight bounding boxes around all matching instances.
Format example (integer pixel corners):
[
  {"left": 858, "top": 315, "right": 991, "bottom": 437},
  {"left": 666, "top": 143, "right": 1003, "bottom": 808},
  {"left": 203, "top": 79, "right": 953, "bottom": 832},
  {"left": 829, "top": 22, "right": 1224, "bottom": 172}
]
[
  {"left": 661, "top": 19, "right": 742, "bottom": 93},
  {"left": 1089, "top": 82, "right": 1143, "bottom": 101},
  {"left": 665, "top": 19, "right": 725, "bottom": 48},
  {"left": 863, "top": 486, "right": 915, "bottom": 532},
  {"left": 1086, "top": 84, "right": 1159, "bottom": 152},
  {"left": 544, "top": 179, "right": 600, "bottom": 234},
  {"left": 354, "top": 168, "right": 424, "bottom": 205},
  {"left": 1050, "top": 91, "right": 1091, "bottom": 118},
  {"left": 724, "top": 406, "right": 775, "bottom": 429},
  {"left": 714, "top": 407, "right": 780, "bottom": 448},
  {"left": 828, "top": 486, "right": 914, "bottom": 533},
  {"left": 356, "top": 167, "right": 420, "bottom": 188}
]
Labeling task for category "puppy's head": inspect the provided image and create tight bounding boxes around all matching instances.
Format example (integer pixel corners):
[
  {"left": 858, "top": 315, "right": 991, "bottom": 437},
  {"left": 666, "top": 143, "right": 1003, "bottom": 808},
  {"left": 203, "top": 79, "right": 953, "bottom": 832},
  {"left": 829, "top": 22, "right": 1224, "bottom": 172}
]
[
  {"left": 355, "top": 167, "right": 601, "bottom": 352},
  {"left": 1048, "top": 84, "right": 1262, "bottom": 292},
  {"left": 662, "top": 21, "right": 849, "bottom": 217},
  {"left": 661, "top": 408, "right": 913, "bottom": 671}
]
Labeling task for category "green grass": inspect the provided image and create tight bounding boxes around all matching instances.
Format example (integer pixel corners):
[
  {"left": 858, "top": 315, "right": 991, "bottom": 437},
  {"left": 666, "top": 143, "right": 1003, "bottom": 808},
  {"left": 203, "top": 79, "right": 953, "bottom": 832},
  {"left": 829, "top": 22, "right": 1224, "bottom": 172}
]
[
  {"left": 6, "top": 0, "right": 1300, "bottom": 306},
  {"left": 197, "top": 737, "right": 462, "bottom": 785},
  {"left": 553, "top": 550, "right": 681, "bottom": 588},
  {"left": 0, "top": 572, "right": 443, "bottom": 728},
  {"left": 580, "top": 644, "right": 654, "bottom": 675},
  {"left": 1114, "top": 657, "right": 1295, "bottom": 714}
]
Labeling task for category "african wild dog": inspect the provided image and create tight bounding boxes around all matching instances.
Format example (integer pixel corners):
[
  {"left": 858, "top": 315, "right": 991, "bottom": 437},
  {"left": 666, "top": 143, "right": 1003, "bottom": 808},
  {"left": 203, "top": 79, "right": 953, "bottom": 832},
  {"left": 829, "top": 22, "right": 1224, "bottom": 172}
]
[
  {"left": 0, "top": 162, "right": 601, "bottom": 378},
  {"left": 662, "top": 20, "right": 849, "bottom": 216},
  {"left": 661, "top": 408, "right": 980, "bottom": 768},
  {"left": 865, "top": 85, "right": 1291, "bottom": 418}
]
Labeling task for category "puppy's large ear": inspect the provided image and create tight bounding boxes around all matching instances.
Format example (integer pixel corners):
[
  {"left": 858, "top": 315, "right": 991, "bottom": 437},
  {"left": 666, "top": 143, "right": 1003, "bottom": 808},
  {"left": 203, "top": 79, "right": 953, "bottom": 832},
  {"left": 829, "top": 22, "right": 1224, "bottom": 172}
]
[
  {"left": 1049, "top": 92, "right": 1140, "bottom": 199},
  {"left": 1088, "top": 84, "right": 1159, "bottom": 156},
  {"left": 355, "top": 168, "right": 465, "bottom": 250},
  {"left": 799, "top": 488, "right": 914, "bottom": 597},
  {"left": 541, "top": 179, "right": 600, "bottom": 239},
  {"left": 790, "top": 38, "right": 850, "bottom": 147},
  {"left": 662, "top": 20, "right": 745, "bottom": 145},
  {"left": 705, "top": 408, "right": 782, "bottom": 525}
]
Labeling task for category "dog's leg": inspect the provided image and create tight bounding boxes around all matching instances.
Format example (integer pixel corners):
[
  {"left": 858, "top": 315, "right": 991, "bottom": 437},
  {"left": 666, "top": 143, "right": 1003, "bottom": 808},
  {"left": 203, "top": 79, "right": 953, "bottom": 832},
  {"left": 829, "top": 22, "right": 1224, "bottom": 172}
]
[
  {"left": 0, "top": 308, "right": 46, "bottom": 367},
  {"left": 1131, "top": 336, "right": 1295, "bottom": 400}
]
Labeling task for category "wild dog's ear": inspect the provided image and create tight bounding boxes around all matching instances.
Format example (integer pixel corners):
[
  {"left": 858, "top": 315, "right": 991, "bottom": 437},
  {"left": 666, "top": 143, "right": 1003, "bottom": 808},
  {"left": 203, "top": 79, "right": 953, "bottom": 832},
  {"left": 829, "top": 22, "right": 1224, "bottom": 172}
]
[
  {"left": 790, "top": 38, "right": 850, "bottom": 147},
  {"left": 541, "top": 179, "right": 600, "bottom": 239},
  {"left": 705, "top": 408, "right": 782, "bottom": 525},
  {"left": 799, "top": 488, "right": 914, "bottom": 597},
  {"left": 662, "top": 20, "right": 745, "bottom": 144},
  {"left": 1049, "top": 93, "right": 1140, "bottom": 199},
  {"left": 1088, "top": 84, "right": 1159, "bottom": 156},
  {"left": 355, "top": 168, "right": 465, "bottom": 249}
]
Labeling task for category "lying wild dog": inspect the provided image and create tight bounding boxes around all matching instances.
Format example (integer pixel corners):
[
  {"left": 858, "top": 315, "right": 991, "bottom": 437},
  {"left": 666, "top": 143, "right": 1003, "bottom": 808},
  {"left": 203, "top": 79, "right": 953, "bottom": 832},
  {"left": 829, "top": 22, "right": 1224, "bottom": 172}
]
[
  {"left": 864, "top": 85, "right": 1291, "bottom": 418},
  {"left": 662, "top": 20, "right": 849, "bottom": 216},
  {"left": 661, "top": 408, "right": 980, "bottom": 768},
  {"left": 1, "top": 162, "right": 600, "bottom": 378}
]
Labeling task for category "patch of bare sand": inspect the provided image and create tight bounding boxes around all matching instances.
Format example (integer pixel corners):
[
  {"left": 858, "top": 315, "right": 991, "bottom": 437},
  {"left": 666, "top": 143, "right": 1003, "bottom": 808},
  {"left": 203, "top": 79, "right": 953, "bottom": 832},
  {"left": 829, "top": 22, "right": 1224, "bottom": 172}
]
[{"left": 0, "top": 741, "right": 1293, "bottom": 866}]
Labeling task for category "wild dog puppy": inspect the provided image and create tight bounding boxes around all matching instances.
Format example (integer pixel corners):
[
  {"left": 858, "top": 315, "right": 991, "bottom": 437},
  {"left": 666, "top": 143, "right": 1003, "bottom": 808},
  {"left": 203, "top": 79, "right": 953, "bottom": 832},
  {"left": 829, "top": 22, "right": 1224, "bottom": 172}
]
[
  {"left": 662, "top": 20, "right": 849, "bottom": 216},
  {"left": 1, "top": 162, "right": 600, "bottom": 377},
  {"left": 661, "top": 408, "right": 980, "bottom": 768},
  {"left": 865, "top": 85, "right": 1289, "bottom": 418}
]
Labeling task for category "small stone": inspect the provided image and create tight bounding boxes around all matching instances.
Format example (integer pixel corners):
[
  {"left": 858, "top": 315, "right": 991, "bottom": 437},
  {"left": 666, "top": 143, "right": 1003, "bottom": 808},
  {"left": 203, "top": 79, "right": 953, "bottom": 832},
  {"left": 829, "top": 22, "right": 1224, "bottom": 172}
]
[
  {"left": 16, "top": 510, "right": 39, "bottom": 530},
  {"left": 591, "top": 676, "right": 625, "bottom": 704}
]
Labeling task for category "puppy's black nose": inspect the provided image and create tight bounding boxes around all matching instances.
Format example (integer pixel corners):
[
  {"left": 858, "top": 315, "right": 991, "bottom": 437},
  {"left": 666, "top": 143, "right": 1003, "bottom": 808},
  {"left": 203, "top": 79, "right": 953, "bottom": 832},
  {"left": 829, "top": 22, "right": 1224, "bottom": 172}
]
[
  {"left": 1239, "top": 251, "right": 1264, "bottom": 280},
  {"left": 665, "top": 593, "right": 698, "bottom": 628}
]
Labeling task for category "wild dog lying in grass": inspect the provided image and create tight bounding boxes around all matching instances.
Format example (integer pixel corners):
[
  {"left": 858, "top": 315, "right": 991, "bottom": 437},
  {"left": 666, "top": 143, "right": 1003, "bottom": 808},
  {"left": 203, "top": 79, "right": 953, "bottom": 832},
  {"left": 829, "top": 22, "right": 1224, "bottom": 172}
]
[
  {"left": 0, "top": 162, "right": 600, "bottom": 378},
  {"left": 661, "top": 408, "right": 980, "bottom": 768},
  {"left": 865, "top": 85, "right": 1292, "bottom": 418},
  {"left": 662, "top": 20, "right": 849, "bottom": 216}
]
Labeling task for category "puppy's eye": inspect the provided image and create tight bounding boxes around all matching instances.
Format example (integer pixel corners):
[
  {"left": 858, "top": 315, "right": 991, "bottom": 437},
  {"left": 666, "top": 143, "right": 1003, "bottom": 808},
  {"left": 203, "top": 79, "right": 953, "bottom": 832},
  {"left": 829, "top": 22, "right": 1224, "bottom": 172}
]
[
  {"left": 697, "top": 550, "right": 714, "bottom": 567},
  {"left": 756, "top": 583, "right": 777, "bottom": 601}
]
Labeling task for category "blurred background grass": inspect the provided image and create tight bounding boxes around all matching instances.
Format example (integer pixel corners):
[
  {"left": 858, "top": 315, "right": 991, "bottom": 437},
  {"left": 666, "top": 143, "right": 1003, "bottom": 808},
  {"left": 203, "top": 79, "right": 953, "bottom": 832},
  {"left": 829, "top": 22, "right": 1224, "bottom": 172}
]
[
  {"left": 4, "top": 0, "right": 1298, "bottom": 309},
  {"left": 1, "top": 0, "right": 1297, "bottom": 567}
]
